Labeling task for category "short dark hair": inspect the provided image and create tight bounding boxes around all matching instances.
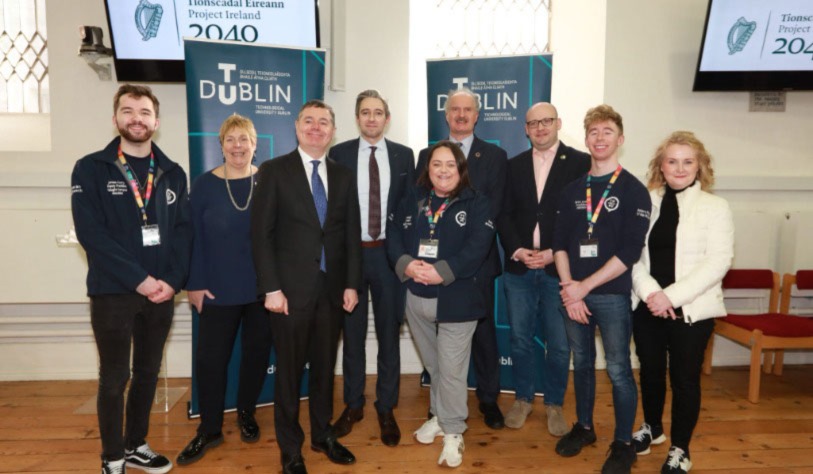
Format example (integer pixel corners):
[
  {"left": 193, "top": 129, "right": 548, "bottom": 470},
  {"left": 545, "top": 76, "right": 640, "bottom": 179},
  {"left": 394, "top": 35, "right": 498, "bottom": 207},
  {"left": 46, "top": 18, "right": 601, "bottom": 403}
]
[
  {"left": 417, "top": 140, "right": 472, "bottom": 199},
  {"left": 113, "top": 84, "right": 160, "bottom": 117},
  {"left": 298, "top": 99, "right": 335, "bottom": 125},
  {"left": 354, "top": 89, "right": 390, "bottom": 118}
]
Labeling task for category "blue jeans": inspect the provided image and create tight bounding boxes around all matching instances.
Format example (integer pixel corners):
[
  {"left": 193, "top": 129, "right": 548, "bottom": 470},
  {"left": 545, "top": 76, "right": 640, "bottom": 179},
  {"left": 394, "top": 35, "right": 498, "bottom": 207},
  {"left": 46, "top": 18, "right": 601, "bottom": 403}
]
[
  {"left": 503, "top": 270, "right": 570, "bottom": 405},
  {"left": 563, "top": 293, "right": 637, "bottom": 443}
]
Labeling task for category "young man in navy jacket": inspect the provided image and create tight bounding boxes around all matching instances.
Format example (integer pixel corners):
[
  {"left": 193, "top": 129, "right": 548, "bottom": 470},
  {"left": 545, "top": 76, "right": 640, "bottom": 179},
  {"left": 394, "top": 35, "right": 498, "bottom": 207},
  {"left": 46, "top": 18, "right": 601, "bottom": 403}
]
[
  {"left": 72, "top": 84, "right": 191, "bottom": 474},
  {"left": 552, "top": 105, "right": 651, "bottom": 474}
]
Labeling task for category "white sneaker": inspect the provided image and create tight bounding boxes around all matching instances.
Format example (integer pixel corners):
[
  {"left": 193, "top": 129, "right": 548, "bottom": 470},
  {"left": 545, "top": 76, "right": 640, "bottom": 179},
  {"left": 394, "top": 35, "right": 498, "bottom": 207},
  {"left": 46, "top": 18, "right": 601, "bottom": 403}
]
[
  {"left": 438, "top": 434, "right": 464, "bottom": 468},
  {"left": 414, "top": 416, "right": 445, "bottom": 444}
]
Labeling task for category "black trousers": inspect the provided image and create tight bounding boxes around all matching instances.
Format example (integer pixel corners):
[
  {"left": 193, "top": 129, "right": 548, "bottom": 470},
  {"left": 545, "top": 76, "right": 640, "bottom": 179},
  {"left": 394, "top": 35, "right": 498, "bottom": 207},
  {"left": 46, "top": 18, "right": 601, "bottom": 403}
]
[
  {"left": 90, "top": 294, "right": 173, "bottom": 461},
  {"left": 270, "top": 274, "right": 343, "bottom": 456},
  {"left": 196, "top": 301, "right": 272, "bottom": 435},
  {"left": 340, "top": 245, "right": 401, "bottom": 412},
  {"left": 472, "top": 278, "right": 500, "bottom": 403},
  {"left": 633, "top": 305, "right": 714, "bottom": 453}
]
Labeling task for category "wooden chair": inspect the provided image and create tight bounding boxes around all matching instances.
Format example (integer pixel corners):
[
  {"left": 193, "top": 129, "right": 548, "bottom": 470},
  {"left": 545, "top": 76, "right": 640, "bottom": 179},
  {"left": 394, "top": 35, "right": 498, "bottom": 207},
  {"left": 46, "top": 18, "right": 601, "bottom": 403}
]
[{"left": 702, "top": 269, "right": 813, "bottom": 403}]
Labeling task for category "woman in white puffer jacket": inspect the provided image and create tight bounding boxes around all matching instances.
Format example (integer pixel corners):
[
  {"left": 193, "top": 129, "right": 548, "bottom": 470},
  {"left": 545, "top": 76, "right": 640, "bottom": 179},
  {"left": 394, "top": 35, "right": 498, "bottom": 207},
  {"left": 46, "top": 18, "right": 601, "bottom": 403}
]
[{"left": 629, "top": 131, "right": 734, "bottom": 474}]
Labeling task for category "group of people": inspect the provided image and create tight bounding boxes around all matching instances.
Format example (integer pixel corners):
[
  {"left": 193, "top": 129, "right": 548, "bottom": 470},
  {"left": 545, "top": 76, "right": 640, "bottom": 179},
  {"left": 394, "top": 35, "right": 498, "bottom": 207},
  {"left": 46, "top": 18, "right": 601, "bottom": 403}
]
[{"left": 71, "top": 83, "right": 733, "bottom": 474}]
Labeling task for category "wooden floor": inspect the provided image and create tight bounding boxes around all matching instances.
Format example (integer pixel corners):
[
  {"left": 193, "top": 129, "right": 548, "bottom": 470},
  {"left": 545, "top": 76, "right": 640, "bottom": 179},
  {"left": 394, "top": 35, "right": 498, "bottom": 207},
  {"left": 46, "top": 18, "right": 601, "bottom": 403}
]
[{"left": 1, "top": 367, "right": 812, "bottom": 473}]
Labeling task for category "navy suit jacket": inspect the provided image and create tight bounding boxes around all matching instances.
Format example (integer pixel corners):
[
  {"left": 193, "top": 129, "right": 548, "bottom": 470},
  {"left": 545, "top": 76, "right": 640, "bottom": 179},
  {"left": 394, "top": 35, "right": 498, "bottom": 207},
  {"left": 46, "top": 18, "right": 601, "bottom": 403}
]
[
  {"left": 329, "top": 137, "right": 415, "bottom": 223},
  {"left": 498, "top": 141, "right": 590, "bottom": 276},
  {"left": 251, "top": 149, "right": 362, "bottom": 309},
  {"left": 417, "top": 136, "right": 507, "bottom": 279}
]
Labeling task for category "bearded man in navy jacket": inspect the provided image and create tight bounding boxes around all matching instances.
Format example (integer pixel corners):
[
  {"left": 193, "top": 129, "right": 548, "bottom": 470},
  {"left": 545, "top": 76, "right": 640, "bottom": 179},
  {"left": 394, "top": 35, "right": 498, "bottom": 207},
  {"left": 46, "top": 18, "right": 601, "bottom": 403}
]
[{"left": 72, "top": 84, "right": 191, "bottom": 474}]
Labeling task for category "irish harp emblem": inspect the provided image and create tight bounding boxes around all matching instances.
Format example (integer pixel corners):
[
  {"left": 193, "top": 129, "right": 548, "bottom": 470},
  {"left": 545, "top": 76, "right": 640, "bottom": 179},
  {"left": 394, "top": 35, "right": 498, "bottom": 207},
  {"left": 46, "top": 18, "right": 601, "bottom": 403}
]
[
  {"left": 135, "top": 0, "right": 163, "bottom": 41},
  {"left": 727, "top": 17, "right": 756, "bottom": 55}
]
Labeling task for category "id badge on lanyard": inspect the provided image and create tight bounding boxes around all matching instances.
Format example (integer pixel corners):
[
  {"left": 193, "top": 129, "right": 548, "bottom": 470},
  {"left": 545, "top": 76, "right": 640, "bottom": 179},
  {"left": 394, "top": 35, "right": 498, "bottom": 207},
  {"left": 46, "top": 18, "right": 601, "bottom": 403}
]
[
  {"left": 582, "top": 166, "right": 621, "bottom": 259},
  {"left": 142, "top": 225, "right": 161, "bottom": 247},
  {"left": 579, "top": 238, "right": 598, "bottom": 258},
  {"left": 418, "top": 239, "right": 439, "bottom": 258}
]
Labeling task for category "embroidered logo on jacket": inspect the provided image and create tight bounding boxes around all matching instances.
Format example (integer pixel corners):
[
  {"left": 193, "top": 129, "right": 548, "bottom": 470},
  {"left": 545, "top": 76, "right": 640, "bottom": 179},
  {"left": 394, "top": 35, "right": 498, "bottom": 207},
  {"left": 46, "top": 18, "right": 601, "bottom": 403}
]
[{"left": 604, "top": 196, "right": 620, "bottom": 212}]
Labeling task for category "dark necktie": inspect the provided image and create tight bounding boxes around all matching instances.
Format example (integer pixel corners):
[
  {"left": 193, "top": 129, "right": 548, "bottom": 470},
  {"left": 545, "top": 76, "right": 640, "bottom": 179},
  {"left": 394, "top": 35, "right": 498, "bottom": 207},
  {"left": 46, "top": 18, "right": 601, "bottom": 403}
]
[
  {"left": 311, "top": 160, "right": 327, "bottom": 272},
  {"left": 368, "top": 146, "right": 381, "bottom": 240}
]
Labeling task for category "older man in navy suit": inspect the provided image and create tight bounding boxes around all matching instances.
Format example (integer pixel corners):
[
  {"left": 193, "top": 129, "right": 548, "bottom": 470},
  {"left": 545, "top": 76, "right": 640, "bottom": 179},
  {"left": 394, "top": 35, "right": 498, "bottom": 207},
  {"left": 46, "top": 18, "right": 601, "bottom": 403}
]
[
  {"left": 329, "top": 90, "right": 414, "bottom": 447},
  {"left": 416, "top": 87, "right": 508, "bottom": 429},
  {"left": 251, "top": 100, "right": 362, "bottom": 474},
  {"left": 498, "top": 102, "right": 590, "bottom": 434}
]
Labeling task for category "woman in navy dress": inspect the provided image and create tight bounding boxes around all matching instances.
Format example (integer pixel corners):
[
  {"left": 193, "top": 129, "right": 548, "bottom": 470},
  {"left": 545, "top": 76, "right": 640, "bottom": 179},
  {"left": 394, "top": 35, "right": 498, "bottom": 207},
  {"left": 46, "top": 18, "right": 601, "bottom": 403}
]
[{"left": 177, "top": 115, "right": 272, "bottom": 465}]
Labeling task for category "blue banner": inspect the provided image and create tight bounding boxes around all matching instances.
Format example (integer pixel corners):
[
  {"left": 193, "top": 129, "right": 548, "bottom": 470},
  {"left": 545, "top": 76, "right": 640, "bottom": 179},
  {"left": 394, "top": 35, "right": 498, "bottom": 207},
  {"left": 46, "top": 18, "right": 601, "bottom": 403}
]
[
  {"left": 184, "top": 39, "right": 325, "bottom": 417},
  {"left": 426, "top": 54, "right": 553, "bottom": 396}
]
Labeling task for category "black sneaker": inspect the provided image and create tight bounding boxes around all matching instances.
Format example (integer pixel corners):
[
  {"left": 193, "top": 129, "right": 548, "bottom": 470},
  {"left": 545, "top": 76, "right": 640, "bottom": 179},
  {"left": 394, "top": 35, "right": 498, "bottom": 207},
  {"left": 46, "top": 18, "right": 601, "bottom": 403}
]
[
  {"left": 601, "top": 441, "right": 637, "bottom": 474},
  {"left": 124, "top": 444, "right": 172, "bottom": 474},
  {"left": 661, "top": 446, "right": 692, "bottom": 473},
  {"left": 632, "top": 422, "right": 667, "bottom": 455},
  {"left": 102, "top": 459, "right": 126, "bottom": 474},
  {"left": 555, "top": 423, "right": 597, "bottom": 457}
]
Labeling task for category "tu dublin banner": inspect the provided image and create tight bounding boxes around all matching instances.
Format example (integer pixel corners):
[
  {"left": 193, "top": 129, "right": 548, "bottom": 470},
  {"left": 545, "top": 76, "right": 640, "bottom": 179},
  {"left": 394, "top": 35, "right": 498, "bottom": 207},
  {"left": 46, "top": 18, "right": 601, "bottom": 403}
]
[
  {"left": 426, "top": 54, "right": 553, "bottom": 396},
  {"left": 184, "top": 38, "right": 325, "bottom": 417}
]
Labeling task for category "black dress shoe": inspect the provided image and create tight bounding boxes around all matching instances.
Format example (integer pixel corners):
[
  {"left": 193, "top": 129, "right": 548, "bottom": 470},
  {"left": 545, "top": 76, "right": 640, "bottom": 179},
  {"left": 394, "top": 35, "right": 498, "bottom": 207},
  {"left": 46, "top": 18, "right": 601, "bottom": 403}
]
[
  {"left": 311, "top": 436, "right": 356, "bottom": 465},
  {"left": 377, "top": 410, "right": 401, "bottom": 447},
  {"left": 479, "top": 401, "right": 505, "bottom": 430},
  {"left": 332, "top": 406, "right": 363, "bottom": 438},
  {"left": 237, "top": 409, "right": 260, "bottom": 443},
  {"left": 282, "top": 453, "right": 308, "bottom": 474},
  {"left": 176, "top": 432, "right": 223, "bottom": 465}
]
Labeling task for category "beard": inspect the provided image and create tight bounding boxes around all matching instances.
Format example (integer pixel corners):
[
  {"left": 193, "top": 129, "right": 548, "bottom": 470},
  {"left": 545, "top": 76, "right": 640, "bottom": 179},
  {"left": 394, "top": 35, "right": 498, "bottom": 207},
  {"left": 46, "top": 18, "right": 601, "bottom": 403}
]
[{"left": 117, "top": 123, "right": 155, "bottom": 143}]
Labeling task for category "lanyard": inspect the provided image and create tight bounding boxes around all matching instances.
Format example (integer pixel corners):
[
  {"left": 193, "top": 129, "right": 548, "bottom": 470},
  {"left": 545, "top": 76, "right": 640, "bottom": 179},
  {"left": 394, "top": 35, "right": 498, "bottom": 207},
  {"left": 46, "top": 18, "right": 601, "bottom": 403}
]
[
  {"left": 585, "top": 165, "right": 622, "bottom": 238},
  {"left": 117, "top": 145, "right": 155, "bottom": 225},
  {"left": 423, "top": 191, "right": 450, "bottom": 240}
]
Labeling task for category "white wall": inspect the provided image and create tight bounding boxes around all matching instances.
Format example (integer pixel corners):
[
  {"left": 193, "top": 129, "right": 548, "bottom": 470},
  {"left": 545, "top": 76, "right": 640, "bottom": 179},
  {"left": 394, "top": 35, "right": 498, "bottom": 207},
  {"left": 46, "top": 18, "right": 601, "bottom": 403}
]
[
  {"left": 604, "top": 0, "right": 813, "bottom": 366},
  {"left": 1, "top": 0, "right": 811, "bottom": 380}
]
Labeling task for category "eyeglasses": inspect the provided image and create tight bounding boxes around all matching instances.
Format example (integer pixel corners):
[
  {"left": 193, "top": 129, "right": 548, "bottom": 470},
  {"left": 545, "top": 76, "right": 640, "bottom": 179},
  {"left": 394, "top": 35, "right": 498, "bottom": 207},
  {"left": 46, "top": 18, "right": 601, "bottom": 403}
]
[{"left": 526, "top": 117, "right": 557, "bottom": 128}]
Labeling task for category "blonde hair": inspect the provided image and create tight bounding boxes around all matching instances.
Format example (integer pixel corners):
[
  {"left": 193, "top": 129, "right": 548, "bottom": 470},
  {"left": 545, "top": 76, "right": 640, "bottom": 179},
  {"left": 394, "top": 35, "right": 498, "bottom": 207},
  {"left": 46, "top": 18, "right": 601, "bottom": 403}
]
[
  {"left": 647, "top": 131, "right": 715, "bottom": 191},
  {"left": 219, "top": 114, "right": 257, "bottom": 146},
  {"left": 583, "top": 104, "right": 623, "bottom": 135}
]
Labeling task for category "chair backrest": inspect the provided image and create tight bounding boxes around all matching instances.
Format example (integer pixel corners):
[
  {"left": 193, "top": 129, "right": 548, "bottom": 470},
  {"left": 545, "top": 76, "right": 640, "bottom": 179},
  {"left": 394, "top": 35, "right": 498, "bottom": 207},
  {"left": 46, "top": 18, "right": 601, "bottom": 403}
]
[
  {"left": 780, "top": 270, "right": 813, "bottom": 314},
  {"left": 722, "top": 269, "right": 780, "bottom": 313},
  {"left": 796, "top": 270, "right": 813, "bottom": 290}
]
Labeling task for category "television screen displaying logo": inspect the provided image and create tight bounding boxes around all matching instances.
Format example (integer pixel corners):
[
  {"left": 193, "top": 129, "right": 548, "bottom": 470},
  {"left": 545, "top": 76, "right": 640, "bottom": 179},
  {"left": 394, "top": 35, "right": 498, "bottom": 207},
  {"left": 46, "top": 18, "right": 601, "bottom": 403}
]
[
  {"left": 106, "top": 0, "right": 318, "bottom": 61},
  {"left": 699, "top": 0, "right": 813, "bottom": 72}
]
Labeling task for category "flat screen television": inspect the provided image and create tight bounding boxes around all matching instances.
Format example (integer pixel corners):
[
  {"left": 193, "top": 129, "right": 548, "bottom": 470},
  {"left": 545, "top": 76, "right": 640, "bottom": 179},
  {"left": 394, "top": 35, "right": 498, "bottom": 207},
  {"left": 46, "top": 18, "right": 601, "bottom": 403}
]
[
  {"left": 693, "top": 0, "right": 813, "bottom": 91},
  {"left": 103, "top": 0, "right": 320, "bottom": 83}
]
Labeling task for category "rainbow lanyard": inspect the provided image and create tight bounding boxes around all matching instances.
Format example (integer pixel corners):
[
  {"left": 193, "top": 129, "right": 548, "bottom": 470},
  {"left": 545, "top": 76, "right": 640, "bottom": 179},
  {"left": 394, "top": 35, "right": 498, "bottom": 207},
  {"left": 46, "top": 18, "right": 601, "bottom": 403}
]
[
  {"left": 423, "top": 191, "right": 450, "bottom": 241},
  {"left": 117, "top": 144, "right": 155, "bottom": 225},
  {"left": 585, "top": 165, "right": 622, "bottom": 238}
]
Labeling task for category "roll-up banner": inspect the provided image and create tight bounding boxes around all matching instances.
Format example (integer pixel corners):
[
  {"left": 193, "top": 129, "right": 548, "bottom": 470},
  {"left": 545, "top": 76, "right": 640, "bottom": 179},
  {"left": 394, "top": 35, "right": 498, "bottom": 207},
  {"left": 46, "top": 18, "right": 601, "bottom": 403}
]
[
  {"left": 426, "top": 54, "right": 554, "bottom": 396},
  {"left": 184, "top": 38, "right": 325, "bottom": 417}
]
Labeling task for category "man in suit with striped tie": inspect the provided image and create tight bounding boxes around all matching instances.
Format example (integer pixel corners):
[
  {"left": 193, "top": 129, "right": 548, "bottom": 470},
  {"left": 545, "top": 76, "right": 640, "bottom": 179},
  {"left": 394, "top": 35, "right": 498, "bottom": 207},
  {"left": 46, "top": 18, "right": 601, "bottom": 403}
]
[{"left": 329, "top": 90, "right": 415, "bottom": 447}]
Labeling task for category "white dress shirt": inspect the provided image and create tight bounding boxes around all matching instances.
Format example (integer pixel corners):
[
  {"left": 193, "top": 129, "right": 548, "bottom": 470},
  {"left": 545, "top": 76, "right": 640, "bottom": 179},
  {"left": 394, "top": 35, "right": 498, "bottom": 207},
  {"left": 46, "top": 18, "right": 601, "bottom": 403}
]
[{"left": 357, "top": 138, "right": 391, "bottom": 241}]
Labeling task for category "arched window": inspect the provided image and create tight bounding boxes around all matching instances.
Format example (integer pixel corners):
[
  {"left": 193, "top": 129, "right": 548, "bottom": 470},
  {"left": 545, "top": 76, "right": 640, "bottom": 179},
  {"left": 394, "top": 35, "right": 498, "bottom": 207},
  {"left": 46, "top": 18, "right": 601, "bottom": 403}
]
[
  {"left": 0, "top": 0, "right": 49, "bottom": 114},
  {"left": 431, "top": 0, "right": 551, "bottom": 58}
]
